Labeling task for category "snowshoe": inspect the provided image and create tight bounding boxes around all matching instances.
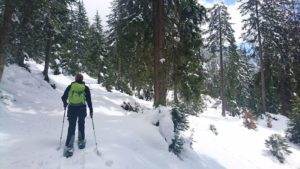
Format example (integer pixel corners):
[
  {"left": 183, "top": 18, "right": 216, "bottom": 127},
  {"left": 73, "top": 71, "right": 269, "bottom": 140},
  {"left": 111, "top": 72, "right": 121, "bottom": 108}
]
[
  {"left": 63, "top": 146, "right": 74, "bottom": 158},
  {"left": 77, "top": 139, "right": 86, "bottom": 149}
]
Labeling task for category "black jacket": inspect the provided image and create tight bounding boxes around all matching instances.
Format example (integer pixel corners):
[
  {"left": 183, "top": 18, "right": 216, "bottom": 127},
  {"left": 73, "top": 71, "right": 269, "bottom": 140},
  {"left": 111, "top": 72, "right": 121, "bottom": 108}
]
[{"left": 61, "top": 80, "right": 93, "bottom": 112}]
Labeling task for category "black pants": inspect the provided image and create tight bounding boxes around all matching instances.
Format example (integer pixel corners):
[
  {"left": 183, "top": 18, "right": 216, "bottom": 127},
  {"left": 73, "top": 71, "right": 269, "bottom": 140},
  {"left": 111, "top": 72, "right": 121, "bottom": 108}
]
[{"left": 65, "top": 106, "right": 87, "bottom": 147}]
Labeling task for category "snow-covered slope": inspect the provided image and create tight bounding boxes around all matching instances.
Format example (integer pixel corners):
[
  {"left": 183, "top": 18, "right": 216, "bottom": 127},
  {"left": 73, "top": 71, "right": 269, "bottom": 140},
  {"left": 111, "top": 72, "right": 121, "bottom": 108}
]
[
  {"left": 0, "top": 61, "right": 300, "bottom": 169},
  {"left": 189, "top": 103, "right": 300, "bottom": 169}
]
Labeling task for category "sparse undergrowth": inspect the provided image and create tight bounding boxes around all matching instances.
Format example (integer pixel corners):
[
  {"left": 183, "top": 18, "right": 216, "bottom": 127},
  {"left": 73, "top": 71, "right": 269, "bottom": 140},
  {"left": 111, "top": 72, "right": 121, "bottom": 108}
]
[
  {"left": 265, "top": 134, "right": 292, "bottom": 163},
  {"left": 209, "top": 124, "right": 218, "bottom": 135},
  {"left": 243, "top": 109, "right": 257, "bottom": 130}
]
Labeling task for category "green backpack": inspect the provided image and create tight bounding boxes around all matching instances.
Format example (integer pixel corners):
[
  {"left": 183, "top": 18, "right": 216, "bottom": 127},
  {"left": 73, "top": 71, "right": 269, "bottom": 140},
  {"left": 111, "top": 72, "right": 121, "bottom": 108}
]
[{"left": 68, "top": 82, "right": 86, "bottom": 105}]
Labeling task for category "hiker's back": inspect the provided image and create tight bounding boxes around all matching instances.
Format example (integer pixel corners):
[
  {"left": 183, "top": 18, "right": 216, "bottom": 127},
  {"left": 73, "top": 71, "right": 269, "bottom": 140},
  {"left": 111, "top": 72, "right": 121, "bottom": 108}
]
[{"left": 68, "top": 82, "right": 86, "bottom": 106}]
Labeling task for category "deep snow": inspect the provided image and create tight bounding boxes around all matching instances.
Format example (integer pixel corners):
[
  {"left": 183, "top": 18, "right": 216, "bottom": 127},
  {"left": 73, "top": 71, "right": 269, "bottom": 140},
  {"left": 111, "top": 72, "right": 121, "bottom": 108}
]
[{"left": 0, "top": 61, "right": 300, "bottom": 169}]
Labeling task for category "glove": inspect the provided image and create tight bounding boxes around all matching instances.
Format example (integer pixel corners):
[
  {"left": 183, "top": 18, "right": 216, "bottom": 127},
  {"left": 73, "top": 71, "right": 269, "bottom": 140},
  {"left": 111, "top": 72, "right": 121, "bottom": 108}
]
[{"left": 90, "top": 109, "right": 93, "bottom": 118}]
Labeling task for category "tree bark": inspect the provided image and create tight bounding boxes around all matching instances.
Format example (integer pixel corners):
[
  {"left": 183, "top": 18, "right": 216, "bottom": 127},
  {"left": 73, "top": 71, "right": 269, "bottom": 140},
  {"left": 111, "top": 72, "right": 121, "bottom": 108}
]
[
  {"left": 153, "top": 0, "right": 167, "bottom": 107},
  {"left": 255, "top": 0, "right": 266, "bottom": 114},
  {"left": 17, "top": 0, "right": 34, "bottom": 67},
  {"left": 173, "top": 66, "right": 178, "bottom": 103},
  {"left": 97, "top": 66, "right": 101, "bottom": 84},
  {"left": 174, "top": 81, "right": 178, "bottom": 103},
  {"left": 0, "top": 0, "right": 15, "bottom": 81},
  {"left": 291, "top": 0, "right": 300, "bottom": 97},
  {"left": 218, "top": 6, "right": 225, "bottom": 117},
  {"left": 43, "top": 33, "right": 52, "bottom": 82}
]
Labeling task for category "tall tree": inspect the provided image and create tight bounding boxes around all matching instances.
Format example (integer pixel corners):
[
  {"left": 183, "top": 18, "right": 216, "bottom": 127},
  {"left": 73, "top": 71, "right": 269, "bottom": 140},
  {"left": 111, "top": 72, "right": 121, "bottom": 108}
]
[
  {"left": 287, "top": 95, "right": 300, "bottom": 145},
  {"left": 39, "top": 0, "right": 71, "bottom": 82},
  {"left": 291, "top": 0, "right": 300, "bottom": 98},
  {"left": 59, "top": 0, "right": 89, "bottom": 75},
  {"left": 262, "top": 0, "right": 297, "bottom": 116},
  {"left": 107, "top": 0, "right": 153, "bottom": 95},
  {"left": 153, "top": 0, "right": 167, "bottom": 107},
  {"left": 106, "top": 0, "right": 205, "bottom": 107},
  {"left": 225, "top": 46, "right": 254, "bottom": 115},
  {"left": 87, "top": 11, "right": 108, "bottom": 84},
  {"left": 0, "top": 0, "right": 15, "bottom": 80},
  {"left": 10, "top": 0, "right": 34, "bottom": 67},
  {"left": 239, "top": 0, "right": 266, "bottom": 114},
  {"left": 167, "top": 0, "right": 206, "bottom": 111},
  {"left": 206, "top": 3, "right": 234, "bottom": 116}
]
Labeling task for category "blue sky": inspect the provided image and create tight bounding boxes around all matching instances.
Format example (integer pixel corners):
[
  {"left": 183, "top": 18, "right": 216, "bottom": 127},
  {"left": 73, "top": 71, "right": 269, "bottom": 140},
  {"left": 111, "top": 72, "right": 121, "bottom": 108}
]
[
  {"left": 225, "top": 0, "right": 236, "bottom": 5},
  {"left": 207, "top": 0, "right": 236, "bottom": 5}
]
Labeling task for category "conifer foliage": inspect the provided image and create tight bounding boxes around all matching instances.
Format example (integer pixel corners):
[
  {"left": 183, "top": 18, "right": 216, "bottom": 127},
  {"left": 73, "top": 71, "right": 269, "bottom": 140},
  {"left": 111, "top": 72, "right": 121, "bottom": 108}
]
[
  {"left": 1, "top": 0, "right": 109, "bottom": 85},
  {"left": 239, "top": 0, "right": 299, "bottom": 116},
  {"left": 287, "top": 96, "right": 300, "bottom": 145},
  {"left": 169, "top": 102, "right": 190, "bottom": 157},
  {"left": 238, "top": 0, "right": 266, "bottom": 115},
  {"left": 87, "top": 12, "right": 108, "bottom": 85},
  {"left": 205, "top": 2, "right": 252, "bottom": 116},
  {"left": 205, "top": 3, "right": 231, "bottom": 117},
  {"left": 107, "top": 0, "right": 206, "bottom": 109},
  {"left": 265, "top": 134, "right": 292, "bottom": 163}
]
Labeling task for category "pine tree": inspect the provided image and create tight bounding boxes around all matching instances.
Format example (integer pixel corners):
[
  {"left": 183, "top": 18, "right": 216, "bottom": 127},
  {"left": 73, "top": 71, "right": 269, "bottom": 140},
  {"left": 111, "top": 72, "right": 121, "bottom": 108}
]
[
  {"left": 106, "top": 0, "right": 206, "bottom": 107},
  {"left": 6, "top": 0, "right": 35, "bottom": 68},
  {"left": 290, "top": 0, "right": 300, "bottom": 101},
  {"left": 239, "top": 0, "right": 299, "bottom": 116},
  {"left": 4, "top": 0, "right": 74, "bottom": 82},
  {"left": 265, "top": 134, "right": 292, "bottom": 163},
  {"left": 259, "top": 0, "right": 298, "bottom": 116},
  {"left": 153, "top": 0, "right": 167, "bottom": 106},
  {"left": 60, "top": 1, "right": 89, "bottom": 75},
  {"left": 287, "top": 96, "right": 300, "bottom": 145},
  {"left": 169, "top": 102, "right": 190, "bottom": 157},
  {"left": 167, "top": 0, "right": 206, "bottom": 157},
  {"left": 225, "top": 46, "right": 253, "bottom": 115},
  {"left": 39, "top": 0, "right": 72, "bottom": 82},
  {"left": 87, "top": 11, "right": 108, "bottom": 84},
  {"left": 0, "top": 0, "right": 4, "bottom": 19},
  {"left": 166, "top": 0, "right": 205, "bottom": 112},
  {"left": 0, "top": 0, "right": 15, "bottom": 80},
  {"left": 262, "top": 0, "right": 296, "bottom": 116},
  {"left": 239, "top": 0, "right": 266, "bottom": 115},
  {"left": 73, "top": 0, "right": 89, "bottom": 73},
  {"left": 206, "top": 3, "right": 234, "bottom": 116},
  {"left": 202, "top": 48, "right": 220, "bottom": 98},
  {"left": 107, "top": 0, "right": 152, "bottom": 95}
]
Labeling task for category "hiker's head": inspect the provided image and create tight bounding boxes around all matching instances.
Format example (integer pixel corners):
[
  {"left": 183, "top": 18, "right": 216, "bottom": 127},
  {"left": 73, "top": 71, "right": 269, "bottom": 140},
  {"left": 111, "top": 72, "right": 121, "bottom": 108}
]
[{"left": 75, "top": 73, "right": 83, "bottom": 82}]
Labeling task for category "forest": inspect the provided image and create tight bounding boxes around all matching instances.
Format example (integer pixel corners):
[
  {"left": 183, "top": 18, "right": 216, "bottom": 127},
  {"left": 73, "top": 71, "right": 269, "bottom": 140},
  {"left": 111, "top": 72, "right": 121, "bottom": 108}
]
[{"left": 0, "top": 0, "right": 300, "bottom": 156}]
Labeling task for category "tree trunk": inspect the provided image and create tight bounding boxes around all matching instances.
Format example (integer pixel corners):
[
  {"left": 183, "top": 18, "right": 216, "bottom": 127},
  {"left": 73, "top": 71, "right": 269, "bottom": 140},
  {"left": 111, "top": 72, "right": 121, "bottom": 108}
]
[
  {"left": 173, "top": 55, "right": 178, "bottom": 103},
  {"left": 218, "top": 6, "right": 225, "bottom": 117},
  {"left": 97, "top": 66, "right": 101, "bottom": 84},
  {"left": 43, "top": 34, "right": 52, "bottom": 82},
  {"left": 291, "top": 0, "right": 300, "bottom": 97},
  {"left": 0, "top": 0, "right": 15, "bottom": 81},
  {"left": 255, "top": 0, "right": 266, "bottom": 114},
  {"left": 174, "top": 82, "right": 178, "bottom": 103},
  {"left": 153, "top": 0, "right": 167, "bottom": 107},
  {"left": 117, "top": 49, "right": 122, "bottom": 77},
  {"left": 17, "top": 0, "right": 33, "bottom": 68},
  {"left": 280, "top": 73, "right": 293, "bottom": 117}
]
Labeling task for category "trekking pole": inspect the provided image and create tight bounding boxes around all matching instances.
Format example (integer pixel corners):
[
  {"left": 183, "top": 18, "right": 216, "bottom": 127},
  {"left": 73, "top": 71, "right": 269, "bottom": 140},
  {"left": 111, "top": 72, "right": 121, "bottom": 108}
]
[
  {"left": 57, "top": 108, "right": 67, "bottom": 151},
  {"left": 91, "top": 117, "right": 101, "bottom": 156}
]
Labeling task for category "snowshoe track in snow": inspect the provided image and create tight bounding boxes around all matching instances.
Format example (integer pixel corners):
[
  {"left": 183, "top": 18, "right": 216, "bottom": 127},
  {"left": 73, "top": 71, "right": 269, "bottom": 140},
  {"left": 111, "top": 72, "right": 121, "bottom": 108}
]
[
  {"left": 57, "top": 148, "right": 86, "bottom": 169},
  {"left": 57, "top": 147, "right": 113, "bottom": 169}
]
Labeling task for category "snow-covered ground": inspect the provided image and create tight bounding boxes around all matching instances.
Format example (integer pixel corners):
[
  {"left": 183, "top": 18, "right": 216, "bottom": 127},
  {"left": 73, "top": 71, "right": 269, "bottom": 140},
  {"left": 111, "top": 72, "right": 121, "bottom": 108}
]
[{"left": 0, "top": 61, "right": 300, "bottom": 169}]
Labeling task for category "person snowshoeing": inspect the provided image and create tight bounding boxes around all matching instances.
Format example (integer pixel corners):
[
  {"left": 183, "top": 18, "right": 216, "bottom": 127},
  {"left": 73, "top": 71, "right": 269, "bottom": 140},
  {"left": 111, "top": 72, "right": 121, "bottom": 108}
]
[{"left": 61, "top": 73, "right": 93, "bottom": 157}]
